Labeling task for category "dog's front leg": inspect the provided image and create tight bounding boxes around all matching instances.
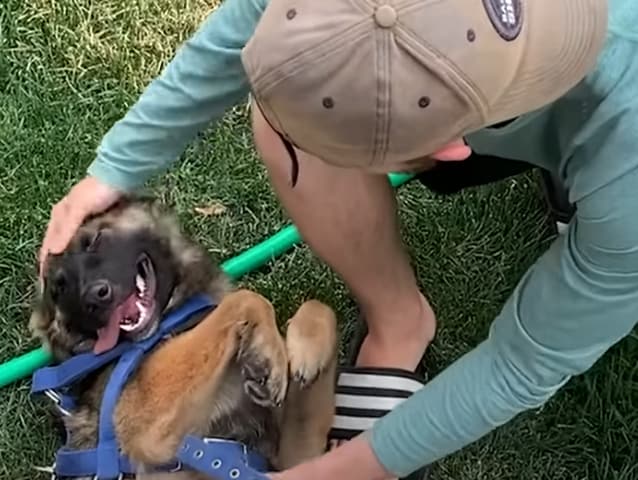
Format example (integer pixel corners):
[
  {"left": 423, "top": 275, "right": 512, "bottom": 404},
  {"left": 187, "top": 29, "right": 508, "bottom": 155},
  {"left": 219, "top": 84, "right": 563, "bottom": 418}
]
[
  {"left": 276, "top": 300, "right": 338, "bottom": 469},
  {"left": 113, "top": 289, "right": 287, "bottom": 467}
]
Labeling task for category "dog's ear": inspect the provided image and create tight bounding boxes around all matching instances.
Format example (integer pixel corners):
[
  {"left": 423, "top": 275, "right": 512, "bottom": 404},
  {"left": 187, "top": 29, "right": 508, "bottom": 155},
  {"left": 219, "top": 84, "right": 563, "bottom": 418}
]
[
  {"left": 164, "top": 238, "right": 230, "bottom": 311},
  {"left": 27, "top": 276, "right": 82, "bottom": 361},
  {"left": 28, "top": 278, "right": 52, "bottom": 347},
  {"left": 142, "top": 200, "right": 231, "bottom": 307}
]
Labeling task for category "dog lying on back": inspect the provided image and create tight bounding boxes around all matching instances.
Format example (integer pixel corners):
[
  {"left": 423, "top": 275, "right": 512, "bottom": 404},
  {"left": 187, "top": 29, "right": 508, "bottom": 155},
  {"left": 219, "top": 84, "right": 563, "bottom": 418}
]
[{"left": 30, "top": 197, "right": 338, "bottom": 479}]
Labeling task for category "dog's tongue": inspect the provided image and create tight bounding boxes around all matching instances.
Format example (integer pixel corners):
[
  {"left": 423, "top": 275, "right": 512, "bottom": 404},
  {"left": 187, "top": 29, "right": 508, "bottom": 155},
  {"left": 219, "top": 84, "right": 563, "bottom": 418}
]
[
  {"left": 93, "top": 295, "right": 140, "bottom": 354},
  {"left": 93, "top": 313, "right": 121, "bottom": 354}
]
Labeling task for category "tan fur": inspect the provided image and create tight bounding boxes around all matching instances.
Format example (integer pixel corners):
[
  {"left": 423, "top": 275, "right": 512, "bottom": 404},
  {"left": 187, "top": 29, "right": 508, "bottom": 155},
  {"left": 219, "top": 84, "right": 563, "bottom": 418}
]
[
  {"left": 278, "top": 300, "right": 338, "bottom": 469},
  {"left": 114, "top": 289, "right": 289, "bottom": 465},
  {"left": 31, "top": 197, "right": 339, "bottom": 479}
]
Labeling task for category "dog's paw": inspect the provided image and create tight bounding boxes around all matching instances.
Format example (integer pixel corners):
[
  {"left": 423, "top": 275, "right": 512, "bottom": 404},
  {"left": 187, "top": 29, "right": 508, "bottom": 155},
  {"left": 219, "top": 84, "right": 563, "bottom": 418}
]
[
  {"left": 286, "top": 300, "right": 337, "bottom": 388},
  {"left": 238, "top": 320, "right": 288, "bottom": 408},
  {"left": 241, "top": 358, "right": 282, "bottom": 408}
]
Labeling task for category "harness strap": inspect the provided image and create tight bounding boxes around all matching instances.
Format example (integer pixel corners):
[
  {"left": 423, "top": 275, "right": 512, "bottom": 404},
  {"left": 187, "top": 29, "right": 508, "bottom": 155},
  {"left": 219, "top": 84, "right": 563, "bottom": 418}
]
[
  {"left": 32, "top": 294, "right": 215, "bottom": 395},
  {"left": 55, "top": 446, "right": 181, "bottom": 477},
  {"left": 54, "top": 437, "right": 271, "bottom": 479},
  {"left": 32, "top": 294, "right": 218, "bottom": 479},
  {"left": 55, "top": 447, "right": 137, "bottom": 477},
  {"left": 177, "top": 436, "right": 270, "bottom": 480},
  {"left": 96, "top": 346, "right": 146, "bottom": 478},
  {"left": 32, "top": 342, "right": 130, "bottom": 395},
  {"left": 98, "top": 294, "right": 216, "bottom": 479}
]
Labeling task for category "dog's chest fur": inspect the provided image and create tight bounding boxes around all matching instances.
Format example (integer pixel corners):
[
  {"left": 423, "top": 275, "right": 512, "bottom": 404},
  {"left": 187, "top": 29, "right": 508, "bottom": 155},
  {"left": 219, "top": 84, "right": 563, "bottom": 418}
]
[{"left": 57, "top": 355, "right": 280, "bottom": 476}]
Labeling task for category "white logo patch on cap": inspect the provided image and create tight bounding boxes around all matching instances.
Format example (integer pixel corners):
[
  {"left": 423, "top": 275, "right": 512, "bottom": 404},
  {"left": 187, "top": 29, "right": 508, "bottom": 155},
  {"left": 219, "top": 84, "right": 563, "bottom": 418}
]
[{"left": 482, "top": 0, "right": 522, "bottom": 41}]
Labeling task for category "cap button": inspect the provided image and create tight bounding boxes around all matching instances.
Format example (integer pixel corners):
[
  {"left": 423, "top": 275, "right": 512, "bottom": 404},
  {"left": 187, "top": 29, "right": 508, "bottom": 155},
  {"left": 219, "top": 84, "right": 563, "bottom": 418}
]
[{"left": 374, "top": 5, "right": 397, "bottom": 28}]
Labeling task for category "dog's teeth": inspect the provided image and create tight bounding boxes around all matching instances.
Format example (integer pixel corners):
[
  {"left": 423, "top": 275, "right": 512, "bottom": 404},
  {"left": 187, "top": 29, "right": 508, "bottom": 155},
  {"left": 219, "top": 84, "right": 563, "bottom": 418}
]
[
  {"left": 136, "top": 301, "right": 148, "bottom": 322},
  {"left": 121, "top": 301, "right": 151, "bottom": 333},
  {"left": 136, "top": 301, "right": 145, "bottom": 314},
  {"left": 135, "top": 274, "right": 146, "bottom": 293}
]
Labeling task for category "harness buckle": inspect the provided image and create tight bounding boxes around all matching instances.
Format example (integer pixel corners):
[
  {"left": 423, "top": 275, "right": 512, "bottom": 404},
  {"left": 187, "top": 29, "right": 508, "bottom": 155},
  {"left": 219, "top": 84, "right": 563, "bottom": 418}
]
[
  {"left": 204, "top": 436, "right": 250, "bottom": 455},
  {"left": 44, "top": 389, "right": 71, "bottom": 417},
  {"left": 92, "top": 474, "right": 124, "bottom": 480}
]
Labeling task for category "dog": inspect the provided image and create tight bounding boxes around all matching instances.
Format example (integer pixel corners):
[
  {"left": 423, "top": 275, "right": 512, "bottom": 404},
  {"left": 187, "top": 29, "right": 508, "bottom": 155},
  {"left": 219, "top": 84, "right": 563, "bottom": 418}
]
[{"left": 29, "top": 196, "right": 338, "bottom": 479}]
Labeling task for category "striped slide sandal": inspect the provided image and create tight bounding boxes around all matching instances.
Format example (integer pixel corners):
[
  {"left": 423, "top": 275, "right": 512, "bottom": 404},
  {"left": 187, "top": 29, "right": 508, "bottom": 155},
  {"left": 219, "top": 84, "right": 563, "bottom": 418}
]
[{"left": 328, "top": 318, "right": 432, "bottom": 480}]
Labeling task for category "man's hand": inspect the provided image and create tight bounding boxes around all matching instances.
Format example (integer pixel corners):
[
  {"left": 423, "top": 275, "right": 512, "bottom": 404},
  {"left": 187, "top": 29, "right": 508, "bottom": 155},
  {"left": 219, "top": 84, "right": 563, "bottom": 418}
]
[
  {"left": 39, "top": 176, "right": 123, "bottom": 277},
  {"left": 269, "top": 435, "right": 396, "bottom": 480}
]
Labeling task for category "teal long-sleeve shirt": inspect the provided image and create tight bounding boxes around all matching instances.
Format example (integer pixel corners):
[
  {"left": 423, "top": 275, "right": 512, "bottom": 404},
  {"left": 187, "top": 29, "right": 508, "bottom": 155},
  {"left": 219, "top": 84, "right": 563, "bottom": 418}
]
[{"left": 87, "top": 0, "right": 638, "bottom": 476}]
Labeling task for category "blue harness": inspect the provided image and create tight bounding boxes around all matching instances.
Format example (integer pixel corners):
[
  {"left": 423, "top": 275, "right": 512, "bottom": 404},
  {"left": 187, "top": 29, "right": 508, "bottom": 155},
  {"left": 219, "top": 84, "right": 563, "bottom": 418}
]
[{"left": 31, "top": 294, "right": 270, "bottom": 480}]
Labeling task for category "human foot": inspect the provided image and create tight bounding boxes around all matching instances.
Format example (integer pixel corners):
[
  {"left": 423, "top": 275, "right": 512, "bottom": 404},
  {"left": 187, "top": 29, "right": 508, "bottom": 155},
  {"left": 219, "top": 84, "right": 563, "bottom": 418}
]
[
  {"left": 355, "top": 293, "right": 436, "bottom": 371},
  {"left": 326, "top": 293, "right": 436, "bottom": 480}
]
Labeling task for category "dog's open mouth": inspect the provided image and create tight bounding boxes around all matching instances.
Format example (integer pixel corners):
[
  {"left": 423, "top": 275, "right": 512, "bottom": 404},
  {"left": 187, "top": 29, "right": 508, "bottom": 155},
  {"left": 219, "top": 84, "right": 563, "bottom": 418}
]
[
  {"left": 120, "top": 255, "right": 157, "bottom": 333},
  {"left": 93, "top": 254, "right": 158, "bottom": 354}
]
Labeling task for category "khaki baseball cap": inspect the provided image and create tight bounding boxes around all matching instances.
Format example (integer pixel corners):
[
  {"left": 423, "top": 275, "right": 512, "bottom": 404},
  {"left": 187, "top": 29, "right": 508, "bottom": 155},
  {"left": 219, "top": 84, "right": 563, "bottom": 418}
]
[{"left": 241, "top": 0, "right": 608, "bottom": 172}]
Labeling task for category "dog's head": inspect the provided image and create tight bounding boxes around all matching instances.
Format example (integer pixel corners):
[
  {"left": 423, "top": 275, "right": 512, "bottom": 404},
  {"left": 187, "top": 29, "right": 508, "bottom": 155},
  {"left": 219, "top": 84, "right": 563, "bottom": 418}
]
[{"left": 31, "top": 196, "right": 228, "bottom": 360}]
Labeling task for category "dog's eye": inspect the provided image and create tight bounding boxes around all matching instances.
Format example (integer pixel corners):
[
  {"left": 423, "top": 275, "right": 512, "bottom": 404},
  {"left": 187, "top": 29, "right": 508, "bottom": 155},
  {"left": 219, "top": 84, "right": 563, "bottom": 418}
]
[
  {"left": 80, "top": 231, "right": 102, "bottom": 251},
  {"left": 54, "top": 272, "right": 66, "bottom": 289},
  {"left": 50, "top": 270, "right": 67, "bottom": 300}
]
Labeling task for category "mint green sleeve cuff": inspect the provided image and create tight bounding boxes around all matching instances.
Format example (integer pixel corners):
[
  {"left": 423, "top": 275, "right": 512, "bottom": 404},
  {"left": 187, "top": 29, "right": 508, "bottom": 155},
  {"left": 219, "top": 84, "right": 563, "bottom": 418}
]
[
  {"left": 87, "top": 0, "right": 267, "bottom": 192},
  {"left": 367, "top": 166, "right": 638, "bottom": 478}
]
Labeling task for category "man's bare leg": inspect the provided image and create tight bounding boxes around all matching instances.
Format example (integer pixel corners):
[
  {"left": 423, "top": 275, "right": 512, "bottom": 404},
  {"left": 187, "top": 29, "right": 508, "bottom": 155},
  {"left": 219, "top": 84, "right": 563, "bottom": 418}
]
[{"left": 251, "top": 104, "right": 435, "bottom": 371}]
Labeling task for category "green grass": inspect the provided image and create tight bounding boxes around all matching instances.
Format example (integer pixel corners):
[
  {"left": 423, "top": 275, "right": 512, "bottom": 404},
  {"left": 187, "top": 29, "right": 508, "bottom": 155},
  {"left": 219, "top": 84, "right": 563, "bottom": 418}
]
[{"left": 0, "top": 0, "right": 636, "bottom": 478}]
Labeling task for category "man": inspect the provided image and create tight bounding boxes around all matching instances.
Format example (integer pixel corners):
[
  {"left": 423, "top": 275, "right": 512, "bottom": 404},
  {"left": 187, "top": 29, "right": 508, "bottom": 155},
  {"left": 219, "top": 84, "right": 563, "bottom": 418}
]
[{"left": 39, "top": 0, "right": 638, "bottom": 478}]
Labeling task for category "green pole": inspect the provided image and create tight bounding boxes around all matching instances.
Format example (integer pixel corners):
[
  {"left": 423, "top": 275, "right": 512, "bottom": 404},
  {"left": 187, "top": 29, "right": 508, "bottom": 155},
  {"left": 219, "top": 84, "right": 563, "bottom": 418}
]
[
  {"left": 0, "top": 348, "right": 53, "bottom": 390},
  {"left": 0, "top": 172, "right": 414, "bottom": 389}
]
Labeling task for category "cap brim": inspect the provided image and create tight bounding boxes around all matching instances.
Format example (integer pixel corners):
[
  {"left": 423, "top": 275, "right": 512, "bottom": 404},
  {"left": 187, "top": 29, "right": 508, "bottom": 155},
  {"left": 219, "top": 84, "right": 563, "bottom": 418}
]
[{"left": 492, "top": 0, "right": 607, "bottom": 121}]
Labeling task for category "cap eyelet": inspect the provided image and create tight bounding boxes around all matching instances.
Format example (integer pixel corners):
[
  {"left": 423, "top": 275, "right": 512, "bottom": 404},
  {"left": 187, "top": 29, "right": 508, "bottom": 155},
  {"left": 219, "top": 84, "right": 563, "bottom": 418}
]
[
  {"left": 322, "top": 97, "right": 334, "bottom": 109},
  {"left": 211, "top": 459, "right": 222, "bottom": 469},
  {"left": 286, "top": 9, "right": 296, "bottom": 20},
  {"left": 418, "top": 96, "right": 430, "bottom": 108},
  {"left": 467, "top": 29, "right": 476, "bottom": 42},
  {"left": 230, "top": 468, "right": 241, "bottom": 478}
]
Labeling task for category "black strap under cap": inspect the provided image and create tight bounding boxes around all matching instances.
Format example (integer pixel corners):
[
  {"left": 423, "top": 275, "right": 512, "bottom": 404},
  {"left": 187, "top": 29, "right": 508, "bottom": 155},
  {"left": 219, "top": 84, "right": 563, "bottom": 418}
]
[{"left": 253, "top": 98, "right": 300, "bottom": 188}]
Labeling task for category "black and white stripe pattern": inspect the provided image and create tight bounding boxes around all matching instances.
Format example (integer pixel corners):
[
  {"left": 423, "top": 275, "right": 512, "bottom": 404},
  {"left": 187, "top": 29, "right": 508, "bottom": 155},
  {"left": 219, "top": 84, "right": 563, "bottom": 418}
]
[{"left": 330, "top": 367, "right": 425, "bottom": 440}]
